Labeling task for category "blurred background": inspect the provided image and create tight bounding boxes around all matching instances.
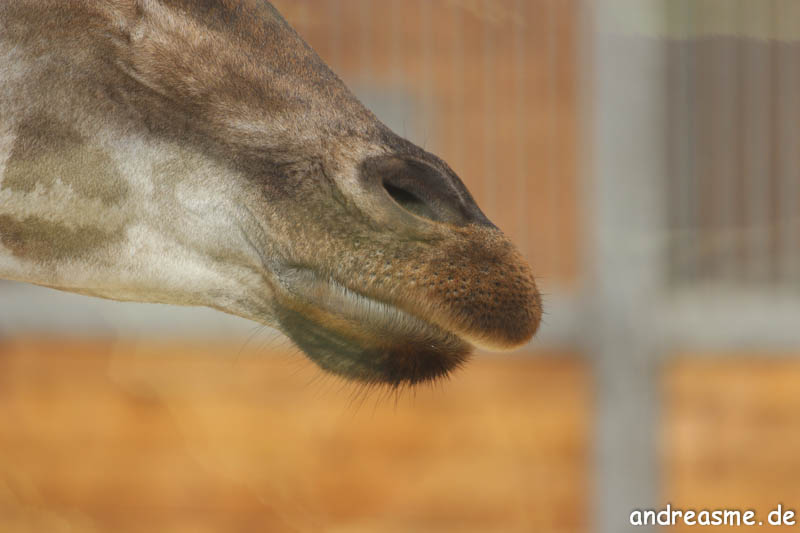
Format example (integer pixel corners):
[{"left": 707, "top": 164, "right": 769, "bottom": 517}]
[{"left": 1, "top": 1, "right": 799, "bottom": 532}]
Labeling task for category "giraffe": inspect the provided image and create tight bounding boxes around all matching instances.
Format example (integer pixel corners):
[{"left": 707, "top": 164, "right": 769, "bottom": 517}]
[{"left": 0, "top": 0, "right": 542, "bottom": 386}]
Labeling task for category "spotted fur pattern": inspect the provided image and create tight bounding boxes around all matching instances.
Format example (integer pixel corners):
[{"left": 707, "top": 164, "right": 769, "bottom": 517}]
[{"left": 0, "top": 0, "right": 541, "bottom": 385}]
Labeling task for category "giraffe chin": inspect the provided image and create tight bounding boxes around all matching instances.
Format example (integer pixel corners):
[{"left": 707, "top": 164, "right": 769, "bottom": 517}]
[{"left": 273, "top": 270, "right": 472, "bottom": 386}]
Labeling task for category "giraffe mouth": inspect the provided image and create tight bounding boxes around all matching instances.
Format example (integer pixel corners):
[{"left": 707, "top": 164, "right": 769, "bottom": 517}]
[{"left": 273, "top": 267, "right": 472, "bottom": 386}]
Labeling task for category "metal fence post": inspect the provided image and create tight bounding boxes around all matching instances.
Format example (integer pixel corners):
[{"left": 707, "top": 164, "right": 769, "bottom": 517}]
[{"left": 586, "top": 2, "right": 668, "bottom": 532}]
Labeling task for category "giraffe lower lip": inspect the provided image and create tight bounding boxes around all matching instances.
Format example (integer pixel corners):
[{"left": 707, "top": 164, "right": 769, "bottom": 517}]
[{"left": 274, "top": 267, "right": 472, "bottom": 385}]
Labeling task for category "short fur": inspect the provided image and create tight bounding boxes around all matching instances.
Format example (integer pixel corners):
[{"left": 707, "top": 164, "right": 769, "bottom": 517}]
[{"left": 0, "top": 0, "right": 541, "bottom": 385}]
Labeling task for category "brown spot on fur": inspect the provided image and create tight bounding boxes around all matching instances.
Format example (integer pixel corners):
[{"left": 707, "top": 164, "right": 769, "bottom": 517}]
[
  {"left": 0, "top": 215, "right": 118, "bottom": 262},
  {"left": 3, "top": 114, "right": 129, "bottom": 205}
]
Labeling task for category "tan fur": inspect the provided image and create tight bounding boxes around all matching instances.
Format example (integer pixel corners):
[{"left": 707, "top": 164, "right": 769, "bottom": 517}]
[{"left": 0, "top": 0, "right": 541, "bottom": 385}]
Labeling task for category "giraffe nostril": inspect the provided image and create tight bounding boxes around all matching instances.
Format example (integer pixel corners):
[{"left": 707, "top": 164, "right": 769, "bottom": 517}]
[
  {"left": 382, "top": 181, "right": 439, "bottom": 222},
  {"left": 362, "top": 154, "right": 492, "bottom": 227}
]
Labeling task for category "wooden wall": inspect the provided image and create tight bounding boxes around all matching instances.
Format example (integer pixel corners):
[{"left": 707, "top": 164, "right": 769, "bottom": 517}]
[
  {"left": 0, "top": 339, "right": 589, "bottom": 533},
  {"left": 663, "top": 355, "right": 800, "bottom": 532},
  {"left": 9, "top": 341, "right": 800, "bottom": 532}
]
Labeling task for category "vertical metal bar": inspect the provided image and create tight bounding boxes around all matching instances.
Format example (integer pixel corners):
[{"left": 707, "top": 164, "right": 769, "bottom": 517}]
[
  {"left": 513, "top": 0, "right": 529, "bottom": 258},
  {"left": 482, "top": 0, "right": 497, "bottom": 216},
  {"left": 420, "top": 0, "right": 435, "bottom": 150},
  {"left": 708, "top": 2, "right": 740, "bottom": 282},
  {"left": 297, "top": 0, "right": 309, "bottom": 36},
  {"left": 451, "top": 1, "right": 465, "bottom": 171},
  {"left": 741, "top": 0, "right": 773, "bottom": 282},
  {"left": 358, "top": 0, "right": 372, "bottom": 83},
  {"left": 389, "top": 0, "right": 402, "bottom": 86},
  {"left": 774, "top": 0, "right": 800, "bottom": 284},
  {"left": 388, "top": 0, "right": 412, "bottom": 141},
  {"left": 387, "top": 0, "right": 404, "bottom": 141},
  {"left": 769, "top": 0, "right": 780, "bottom": 283},
  {"left": 697, "top": 0, "right": 759, "bottom": 283},
  {"left": 734, "top": 0, "right": 748, "bottom": 281},
  {"left": 668, "top": 0, "right": 694, "bottom": 285},
  {"left": 684, "top": 0, "right": 700, "bottom": 284},
  {"left": 691, "top": 0, "right": 712, "bottom": 283},
  {"left": 546, "top": 0, "right": 562, "bottom": 280},
  {"left": 588, "top": 2, "right": 668, "bottom": 532},
  {"left": 687, "top": 0, "right": 700, "bottom": 284},
  {"left": 326, "top": 0, "right": 342, "bottom": 73}
]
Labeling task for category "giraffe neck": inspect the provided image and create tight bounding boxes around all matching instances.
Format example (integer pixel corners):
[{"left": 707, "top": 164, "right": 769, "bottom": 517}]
[{"left": 0, "top": 2, "right": 279, "bottom": 320}]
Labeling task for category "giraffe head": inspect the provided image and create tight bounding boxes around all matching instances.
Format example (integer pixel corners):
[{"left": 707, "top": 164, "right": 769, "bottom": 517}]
[{"left": 0, "top": 0, "right": 541, "bottom": 386}]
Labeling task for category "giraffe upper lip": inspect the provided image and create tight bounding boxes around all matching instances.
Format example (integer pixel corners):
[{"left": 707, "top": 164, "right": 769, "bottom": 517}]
[{"left": 275, "top": 266, "right": 465, "bottom": 343}]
